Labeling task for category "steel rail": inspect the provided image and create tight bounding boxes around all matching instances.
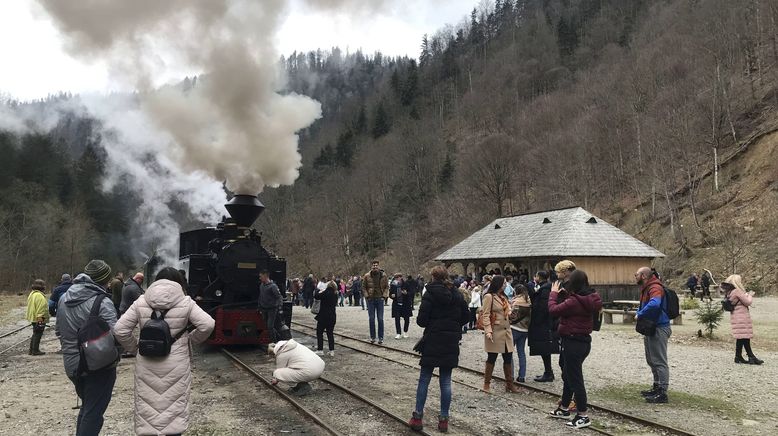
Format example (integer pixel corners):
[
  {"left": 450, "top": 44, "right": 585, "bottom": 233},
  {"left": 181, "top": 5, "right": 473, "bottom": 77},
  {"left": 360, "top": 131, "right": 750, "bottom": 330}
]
[
  {"left": 292, "top": 320, "right": 696, "bottom": 436},
  {"left": 0, "top": 337, "right": 29, "bottom": 355},
  {"left": 0, "top": 324, "right": 30, "bottom": 339},
  {"left": 220, "top": 348, "right": 344, "bottom": 436},
  {"left": 316, "top": 374, "right": 436, "bottom": 436}
]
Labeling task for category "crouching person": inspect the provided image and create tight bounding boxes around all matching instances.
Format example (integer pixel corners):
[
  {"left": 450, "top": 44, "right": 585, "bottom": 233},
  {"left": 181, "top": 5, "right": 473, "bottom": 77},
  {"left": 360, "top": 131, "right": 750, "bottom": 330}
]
[
  {"left": 270, "top": 339, "right": 325, "bottom": 396},
  {"left": 114, "top": 267, "right": 215, "bottom": 436}
]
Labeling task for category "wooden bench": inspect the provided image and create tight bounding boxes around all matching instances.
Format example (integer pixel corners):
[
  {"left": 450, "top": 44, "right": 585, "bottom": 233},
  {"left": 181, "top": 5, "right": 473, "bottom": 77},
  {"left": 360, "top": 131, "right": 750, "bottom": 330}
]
[
  {"left": 602, "top": 309, "right": 686, "bottom": 325},
  {"left": 603, "top": 309, "right": 637, "bottom": 324}
]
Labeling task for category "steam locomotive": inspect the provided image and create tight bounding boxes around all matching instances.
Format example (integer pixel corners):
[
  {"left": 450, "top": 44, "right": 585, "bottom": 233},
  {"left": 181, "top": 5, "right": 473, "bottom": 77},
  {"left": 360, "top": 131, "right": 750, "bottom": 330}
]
[{"left": 178, "top": 194, "right": 291, "bottom": 345}]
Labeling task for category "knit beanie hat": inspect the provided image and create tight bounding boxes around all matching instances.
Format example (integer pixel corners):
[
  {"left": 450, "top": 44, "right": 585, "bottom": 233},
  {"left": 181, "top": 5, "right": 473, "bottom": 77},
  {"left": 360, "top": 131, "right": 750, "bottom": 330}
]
[
  {"left": 61, "top": 273, "right": 72, "bottom": 282},
  {"left": 84, "top": 259, "right": 112, "bottom": 285}
]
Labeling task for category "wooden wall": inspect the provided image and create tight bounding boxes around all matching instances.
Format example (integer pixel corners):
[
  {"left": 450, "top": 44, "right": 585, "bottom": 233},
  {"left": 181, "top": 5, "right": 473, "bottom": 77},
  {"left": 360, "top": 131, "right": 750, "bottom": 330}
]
[{"left": 569, "top": 257, "right": 651, "bottom": 286}]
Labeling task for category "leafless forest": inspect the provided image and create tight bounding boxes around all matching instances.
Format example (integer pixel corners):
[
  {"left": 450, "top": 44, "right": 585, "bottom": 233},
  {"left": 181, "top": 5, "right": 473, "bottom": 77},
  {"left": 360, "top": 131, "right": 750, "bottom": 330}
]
[{"left": 2, "top": 0, "right": 778, "bottom": 291}]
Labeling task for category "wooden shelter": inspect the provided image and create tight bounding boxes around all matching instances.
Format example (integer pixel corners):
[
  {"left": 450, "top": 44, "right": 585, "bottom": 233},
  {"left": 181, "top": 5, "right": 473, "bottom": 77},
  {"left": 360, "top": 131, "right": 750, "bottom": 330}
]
[{"left": 435, "top": 207, "right": 665, "bottom": 302}]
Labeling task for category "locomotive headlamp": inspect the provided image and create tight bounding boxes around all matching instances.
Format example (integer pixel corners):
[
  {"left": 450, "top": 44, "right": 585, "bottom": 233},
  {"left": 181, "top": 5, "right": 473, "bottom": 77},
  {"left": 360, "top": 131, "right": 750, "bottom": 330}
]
[{"left": 215, "top": 290, "right": 223, "bottom": 297}]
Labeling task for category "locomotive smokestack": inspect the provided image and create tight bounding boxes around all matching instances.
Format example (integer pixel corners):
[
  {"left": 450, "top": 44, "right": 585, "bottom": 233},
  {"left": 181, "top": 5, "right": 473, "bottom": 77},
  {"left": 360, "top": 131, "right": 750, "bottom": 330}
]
[{"left": 224, "top": 194, "right": 265, "bottom": 228}]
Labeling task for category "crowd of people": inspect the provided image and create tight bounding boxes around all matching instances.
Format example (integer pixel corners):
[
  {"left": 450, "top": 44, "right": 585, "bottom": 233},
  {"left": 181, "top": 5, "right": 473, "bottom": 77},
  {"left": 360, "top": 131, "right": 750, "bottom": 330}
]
[{"left": 23, "top": 256, "right": 767, "bottom": 434}]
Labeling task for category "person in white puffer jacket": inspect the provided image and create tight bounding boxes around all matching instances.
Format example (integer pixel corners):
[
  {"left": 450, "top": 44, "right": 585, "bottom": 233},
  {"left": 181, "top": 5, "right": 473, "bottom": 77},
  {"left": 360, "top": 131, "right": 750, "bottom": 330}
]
[
  {"left": 114, "top": 267, "right": 215, "bottom": 436},
  {"left": 270, "top": 339, "right": 325, "bottom": 396}
]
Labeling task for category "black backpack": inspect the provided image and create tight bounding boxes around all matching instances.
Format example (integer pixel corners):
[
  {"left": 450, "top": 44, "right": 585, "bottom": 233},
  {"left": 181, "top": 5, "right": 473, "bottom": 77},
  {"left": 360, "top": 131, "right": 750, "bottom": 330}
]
[
  {"left": 662, "top": 286, "right": 680, "bottom": 319},
  {"left": 722, "top": 296, "right": 738, "bottom": 312},
  {"left": 77, "top": 294, "right": 120, "bottom": 373},
  {"left": 138, "top": 310, "right": 184, "bottom": 357}
]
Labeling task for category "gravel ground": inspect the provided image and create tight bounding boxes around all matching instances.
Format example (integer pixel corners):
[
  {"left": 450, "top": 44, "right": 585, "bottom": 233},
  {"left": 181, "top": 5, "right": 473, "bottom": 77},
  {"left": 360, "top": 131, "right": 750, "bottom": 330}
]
[
  {"left": 2, "top": 294, "right": 776, "bottom": 435},
  {"left": 290, "top": 297, "right": 778, "bottom": 436}
]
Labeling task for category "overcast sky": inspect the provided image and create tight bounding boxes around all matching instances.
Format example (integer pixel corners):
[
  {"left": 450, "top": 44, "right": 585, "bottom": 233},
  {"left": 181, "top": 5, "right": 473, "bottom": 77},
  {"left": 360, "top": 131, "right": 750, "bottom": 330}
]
[{"left": 0, "top": 0, "right": 474, "bottom": 101}]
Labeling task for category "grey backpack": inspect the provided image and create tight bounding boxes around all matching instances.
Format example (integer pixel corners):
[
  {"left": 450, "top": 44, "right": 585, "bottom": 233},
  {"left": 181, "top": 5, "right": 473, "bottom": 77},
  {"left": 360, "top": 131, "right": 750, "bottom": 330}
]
[{"left": 77, "top": 294, "right": 119, "bottom": 374}]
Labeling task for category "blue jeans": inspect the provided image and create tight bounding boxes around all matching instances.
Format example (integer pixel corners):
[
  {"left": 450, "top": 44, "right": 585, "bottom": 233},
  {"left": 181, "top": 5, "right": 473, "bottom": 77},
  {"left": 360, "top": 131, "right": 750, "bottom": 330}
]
[
  {"left": 414, "top": 366, "right": 453, "bottom": 418},
  {"left": 512, "top": 329, "right": 528, "bottom": 380},
  {"left": 70, "top": 367, "right": 117, "bottom": 436},
  {"left": 366, "top": 298, "right": 384, "bottom": 340}
]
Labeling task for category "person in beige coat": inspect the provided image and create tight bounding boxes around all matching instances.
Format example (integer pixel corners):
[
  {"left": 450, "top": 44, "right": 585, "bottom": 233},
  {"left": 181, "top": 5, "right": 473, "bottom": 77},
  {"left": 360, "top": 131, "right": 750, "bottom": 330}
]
[
  {"left": 114, "top": 268, "right": 215, "bottom": 436},
  {"left": 481, "top": 275, "right": 518, "bottom": 393}
]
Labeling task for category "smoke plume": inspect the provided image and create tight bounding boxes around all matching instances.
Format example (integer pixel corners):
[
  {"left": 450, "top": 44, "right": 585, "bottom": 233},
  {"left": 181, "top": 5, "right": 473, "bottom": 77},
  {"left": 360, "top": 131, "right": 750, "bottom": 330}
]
[{"left": 36, "top": 0, "right": 323, "bottom": 193}]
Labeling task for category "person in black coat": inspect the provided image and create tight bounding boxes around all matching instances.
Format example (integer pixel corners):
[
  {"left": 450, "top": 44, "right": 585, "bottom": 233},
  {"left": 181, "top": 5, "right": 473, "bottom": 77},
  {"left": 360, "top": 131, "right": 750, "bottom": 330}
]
[
  {"left": 528, "top": 271, "right": 559, "bottom": 382},
  {"left": 391, "top": 275, "right": 416, "bottom": 339},
  {"left": 314, "top": 281, "right": 338, "bottom": 356},
  {"left": 302, "top": 275, "right": 316, "bottom": 308},
  {"left": 408, "top": 266, "right": 469, "bottom": 433}
]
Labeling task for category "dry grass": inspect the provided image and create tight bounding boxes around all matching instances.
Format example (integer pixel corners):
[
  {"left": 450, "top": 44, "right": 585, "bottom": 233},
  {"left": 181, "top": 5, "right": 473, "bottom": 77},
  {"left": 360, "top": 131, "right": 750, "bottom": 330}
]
[{"left": 0, "top": 293, "right": 28, "bottom": 327}]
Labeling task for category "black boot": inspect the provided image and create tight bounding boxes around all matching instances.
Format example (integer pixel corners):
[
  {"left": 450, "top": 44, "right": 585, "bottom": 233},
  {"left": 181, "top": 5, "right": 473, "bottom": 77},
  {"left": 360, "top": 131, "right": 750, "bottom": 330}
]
[
  {"left": 640, "top": 384, "right": 659, "bottom": 397},
  {"left": 534, "top": 372, "right": 555, "bottom": 382},
  {"left": 747, "top": 356, "right": 764, "bottom": 365},
  {"left": 734, "top": 356, "right": 747, "bottom": 364},
  {"left": 645, "top": 387, "right": 668, "bottom": 403},
  {"left": 31, "top": 331, "right": 45, "bottom": 355}
]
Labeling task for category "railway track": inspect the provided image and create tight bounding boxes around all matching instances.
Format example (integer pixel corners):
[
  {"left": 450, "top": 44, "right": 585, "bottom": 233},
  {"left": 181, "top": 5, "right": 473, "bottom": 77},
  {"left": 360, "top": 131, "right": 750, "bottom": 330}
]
[
  {"left": 221, "top": 348, "right": 435, "bottom": 436},
  {"left": 291, "top": 321, "right": 697, "bottom": 436},
  {"left": 0, "top": 324, "right": 30, "bottom": 339}
]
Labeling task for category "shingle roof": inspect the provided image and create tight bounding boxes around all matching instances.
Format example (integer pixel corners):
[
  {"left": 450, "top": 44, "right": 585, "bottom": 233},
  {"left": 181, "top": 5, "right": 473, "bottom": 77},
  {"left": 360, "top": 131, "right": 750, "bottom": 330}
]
[{"left": 436, "top": 207, "right": 664, "bottom": 261}]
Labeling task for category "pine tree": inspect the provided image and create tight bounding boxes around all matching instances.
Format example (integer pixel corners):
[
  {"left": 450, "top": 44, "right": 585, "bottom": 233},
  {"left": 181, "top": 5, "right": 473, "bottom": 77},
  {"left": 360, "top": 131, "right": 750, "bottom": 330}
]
[
  {"left": 334, "top": 129, "right": 356, "bottom": 167},
  {"left": 400, "top": 60, "right": 419, "bottom": 106},
  {"left": 353, "top": 104, "right": 368, "bottom": 134},
  {"left": 371, "top": 101, "right": 391, "bottom": 139},
  {"left": 438, "top": 153, "right": 454, "bottom": 191},
  {"left": 557, "top": 17, "right": 579, "bottom": 58},
  {"left": 420, "top": 34, "right": 431, "bottom": 66}
]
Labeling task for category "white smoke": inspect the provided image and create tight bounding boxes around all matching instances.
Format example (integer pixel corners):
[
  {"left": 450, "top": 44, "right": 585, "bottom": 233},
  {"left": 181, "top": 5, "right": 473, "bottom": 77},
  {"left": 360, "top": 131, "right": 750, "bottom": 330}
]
[{"left": 24, "top": 0, "right": 401, "bottom": 263}]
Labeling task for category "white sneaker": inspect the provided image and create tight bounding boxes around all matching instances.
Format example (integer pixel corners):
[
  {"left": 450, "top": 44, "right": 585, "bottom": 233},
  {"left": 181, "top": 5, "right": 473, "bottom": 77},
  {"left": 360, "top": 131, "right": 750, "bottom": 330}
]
[
  {"left": 402, "top": 333, "right": 409, "bottom": 338},
  {"left": 394, "top": 334, "right": 402, "bottom": 339},
  {"left": 315, "top": 350, "right": 324, "bottom": 355},
  {"left": 328, "top": 350, "right": 335, "bottom": 357}
]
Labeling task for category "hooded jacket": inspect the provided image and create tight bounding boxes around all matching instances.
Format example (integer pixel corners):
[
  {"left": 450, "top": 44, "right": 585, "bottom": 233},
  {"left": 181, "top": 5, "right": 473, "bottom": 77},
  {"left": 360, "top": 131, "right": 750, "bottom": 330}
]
[
  {"left": 528, "top": 281, "right": 559, "bottom": 356},
  {"left": 416, "top": 281, "right": 469, "bottom": 368},
  {"left": 548, "top": 287, "right": 603, "bottom": 337},
  {"left": 55, "top": 274, "right": 119, "bottom": 378},
  {"left": 724, "top": 274, "right": 754, "bottom": 339},
  {"left": 273, "top": 339, "right": 325, "bottom": 383},
  {"left": 49, "top": 280, "right": 72, "bottom": 315},
  {"left": 27, "top": 289, "right": 49, "bottom": 323},
  {"left": 114, "top": 279, "right": 215, "bottom": 436}
]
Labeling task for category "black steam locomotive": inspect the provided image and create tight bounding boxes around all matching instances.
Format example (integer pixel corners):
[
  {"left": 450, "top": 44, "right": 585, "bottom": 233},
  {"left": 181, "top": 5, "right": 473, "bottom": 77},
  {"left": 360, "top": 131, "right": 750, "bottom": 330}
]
[{"left": 179, "top": 194, "right": 291, "bottom": 345}]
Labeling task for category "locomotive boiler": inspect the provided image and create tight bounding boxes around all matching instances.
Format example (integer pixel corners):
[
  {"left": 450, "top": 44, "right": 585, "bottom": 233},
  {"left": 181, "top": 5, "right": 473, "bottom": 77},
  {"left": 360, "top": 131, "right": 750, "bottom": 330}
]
[{"left": 179, "top": 194, "right": 291, "bottom": 345}]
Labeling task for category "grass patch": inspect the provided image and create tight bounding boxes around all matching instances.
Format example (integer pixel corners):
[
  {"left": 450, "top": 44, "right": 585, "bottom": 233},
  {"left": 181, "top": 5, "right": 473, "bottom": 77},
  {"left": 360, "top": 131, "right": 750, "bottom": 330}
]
[{"left": 595, "top": 383, "right": 750, "bottom": 421}]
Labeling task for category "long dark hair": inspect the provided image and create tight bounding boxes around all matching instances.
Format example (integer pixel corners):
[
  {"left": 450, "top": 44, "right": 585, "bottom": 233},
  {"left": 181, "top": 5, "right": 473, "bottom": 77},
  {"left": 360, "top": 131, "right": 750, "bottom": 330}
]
[
  {"left": 567, "top": 270, "right": 590, "bottom": 294},
  {"left": 155, "top": 267, "right": 187, "bottom": 290},
  {"left": 487, "top": 275, "right": 505, "bottom": 294}
]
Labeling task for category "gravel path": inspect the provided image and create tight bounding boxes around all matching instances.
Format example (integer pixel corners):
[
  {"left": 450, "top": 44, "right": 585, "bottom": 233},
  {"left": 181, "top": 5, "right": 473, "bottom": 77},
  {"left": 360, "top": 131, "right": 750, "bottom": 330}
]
[
  {"left": 290, "top": 297, "right": 778, "bottom": 435},
  {"left": 1, "top": 294, "right": 776, "bottom": 435}
]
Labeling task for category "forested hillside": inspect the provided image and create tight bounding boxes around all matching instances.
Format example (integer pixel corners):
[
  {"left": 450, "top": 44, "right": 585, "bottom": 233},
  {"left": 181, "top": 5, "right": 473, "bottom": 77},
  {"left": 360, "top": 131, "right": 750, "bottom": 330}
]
[
  {"left": 259, "top": 0, "right": 778, "bottom": 290},
  {"left": 2, "top": 0, "right": 777, "bottom": 292}
]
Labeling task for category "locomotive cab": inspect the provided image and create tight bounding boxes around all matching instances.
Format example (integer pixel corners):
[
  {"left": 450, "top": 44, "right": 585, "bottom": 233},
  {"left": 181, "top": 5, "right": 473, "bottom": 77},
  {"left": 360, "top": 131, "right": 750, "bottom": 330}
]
[{"left": 179, "top": 194, "right": 290, "bottom": 345}]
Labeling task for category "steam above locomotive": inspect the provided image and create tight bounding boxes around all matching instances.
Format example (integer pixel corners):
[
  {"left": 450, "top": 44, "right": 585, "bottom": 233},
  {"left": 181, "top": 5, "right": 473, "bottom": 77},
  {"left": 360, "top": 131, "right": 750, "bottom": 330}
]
[{"left": 179, "top": 194, "right": 288, "bottom": 345}]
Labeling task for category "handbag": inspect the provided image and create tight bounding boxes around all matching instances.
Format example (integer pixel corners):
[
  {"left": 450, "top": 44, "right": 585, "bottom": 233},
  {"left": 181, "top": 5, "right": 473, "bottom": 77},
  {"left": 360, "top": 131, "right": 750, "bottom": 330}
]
[
  {"left": 310, "top": 299, "right": 321, "bottom": 315},
  {"left": 635, "top": 316, "right": 656, "bottom": 336},
  {"left": 476, "top": 310, "right": 496, "bottom": 330}
]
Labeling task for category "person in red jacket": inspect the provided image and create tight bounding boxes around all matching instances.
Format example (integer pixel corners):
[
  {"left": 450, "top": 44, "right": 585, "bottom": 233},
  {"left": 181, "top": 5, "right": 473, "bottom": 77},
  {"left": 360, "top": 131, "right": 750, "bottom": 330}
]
[{"left": 547, "top": 270, "right": 602, "bottom": 429}]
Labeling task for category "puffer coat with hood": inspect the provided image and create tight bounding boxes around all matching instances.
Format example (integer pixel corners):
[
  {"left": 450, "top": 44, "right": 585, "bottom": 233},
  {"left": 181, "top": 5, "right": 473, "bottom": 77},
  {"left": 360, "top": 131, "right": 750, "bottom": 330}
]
[
  {"left": 273, "top": 339, "right": 326, "bottom": 383},
  {"left": 416, "top": 281, "right": 469, "bottom": 368},
  {"left": 114, "top": 279, "right": 215, "bottom": 436},
  {"left": 55, "top": 273, "right": 119, "bottom": 378},
  {"left": 548, "top": 287, "right": 603, "bottom": 337},
  {"left": 724, "top": 274, "right": 754, "bottom": 339}
]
